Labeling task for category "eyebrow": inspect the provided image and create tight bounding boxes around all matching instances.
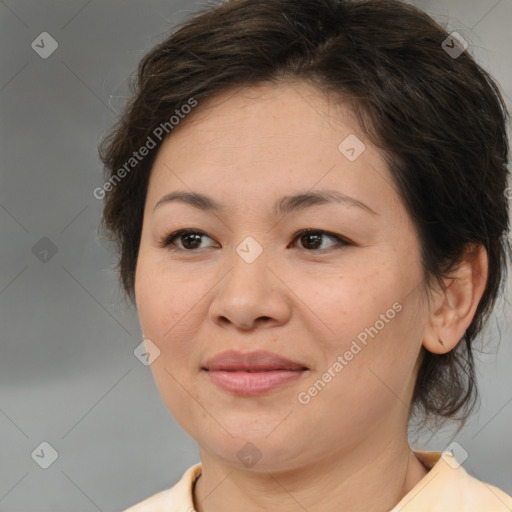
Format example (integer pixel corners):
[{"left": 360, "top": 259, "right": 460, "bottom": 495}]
[{"left": 153, "top": 189, "right": 378, "bottom": 216}]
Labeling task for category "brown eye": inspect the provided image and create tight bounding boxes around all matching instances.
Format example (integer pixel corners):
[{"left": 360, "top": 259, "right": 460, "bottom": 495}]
[
  {"left": 291, "top": 229, "right": 350, "bottom": 251},
  {"left": 158, "top": 228, "right": 350, "bottom": 252},
  {"left": 158, "top": 229, "right": 218, "bottom": 251}
]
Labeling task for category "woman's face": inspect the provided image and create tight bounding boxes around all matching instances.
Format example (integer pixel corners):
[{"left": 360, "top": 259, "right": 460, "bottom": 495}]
[{"left": 135, "top": 81, "right": 430, "bottom": 471}]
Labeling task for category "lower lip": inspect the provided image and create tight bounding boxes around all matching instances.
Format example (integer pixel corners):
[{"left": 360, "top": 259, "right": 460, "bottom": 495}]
[{"left": 205, "top": 369, "right": 306, "bottom": 396}]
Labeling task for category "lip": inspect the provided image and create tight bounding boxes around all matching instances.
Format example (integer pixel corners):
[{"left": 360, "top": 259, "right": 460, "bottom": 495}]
[
  {"left": 203, "top": 349, "right": 309, "bottom": 372},
  {"left": 202, "top": 350, "right": 309, "bottom": 396}
]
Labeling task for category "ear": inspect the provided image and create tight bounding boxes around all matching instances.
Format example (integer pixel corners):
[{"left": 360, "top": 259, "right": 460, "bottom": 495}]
[{"left": 422, "top": 243, "right": 488, "bottom": 354}]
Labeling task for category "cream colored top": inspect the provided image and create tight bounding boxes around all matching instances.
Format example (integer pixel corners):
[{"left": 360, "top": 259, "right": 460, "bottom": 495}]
[{"left": 123, "top": 451, "right": 512, "bottom": 511}]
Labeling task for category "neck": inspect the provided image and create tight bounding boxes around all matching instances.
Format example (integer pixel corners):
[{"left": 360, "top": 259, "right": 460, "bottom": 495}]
[{"left": 193, "top": 436, "right": 428, "bottom": 512}]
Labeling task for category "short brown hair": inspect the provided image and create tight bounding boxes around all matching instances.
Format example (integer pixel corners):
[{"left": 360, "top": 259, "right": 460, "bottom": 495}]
[{"left": 98, "top": 0, "right": 511, "bottom": 426}]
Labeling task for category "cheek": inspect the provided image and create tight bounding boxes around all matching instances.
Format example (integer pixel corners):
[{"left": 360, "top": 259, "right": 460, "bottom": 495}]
[
  {"left": 135, "top": 253, "right": 195, "bottom": 335},
  {"left": 292, "top": 259, "right": 420, "bottom": 383},
  {"left": 135, "top": 254, "right": 215, "bottom": 377},
  {"left": 288, "top": 261, "right": 396, "bottom": 345},
  {"left": 135, "top": 259, "right": 200, "bottom": 421},
  {"left": 318, "top": 294, "right": 424, "bottom": 416}
]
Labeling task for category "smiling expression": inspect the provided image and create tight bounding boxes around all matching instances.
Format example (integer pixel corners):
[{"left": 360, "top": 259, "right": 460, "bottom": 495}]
[{"left": 134, "top": 80, "right": 430, "bottom": 471}]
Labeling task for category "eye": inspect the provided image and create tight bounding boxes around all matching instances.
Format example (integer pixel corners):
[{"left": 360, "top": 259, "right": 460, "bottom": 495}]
[
  {"left": 290, "top": 229, "right": 351, "bottom": 251},
  {"left": 157, "top": 228, "right": 352, "bottom": 252},
  {"left": 157, "top": 229, "right": 218, "bottom": 251}
]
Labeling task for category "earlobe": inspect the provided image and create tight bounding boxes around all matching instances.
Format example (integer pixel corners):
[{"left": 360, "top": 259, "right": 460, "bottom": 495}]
[
  {"left": 423, "top": 333, "right": 460, "bottom": 355},
  {"left": 422, "top": 244, "right": 488, "bottom": 355}
]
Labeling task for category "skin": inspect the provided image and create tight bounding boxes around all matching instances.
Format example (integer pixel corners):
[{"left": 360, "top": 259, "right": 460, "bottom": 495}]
[{"left": 134, "top": 80, "right": 488, "bottom": 512}]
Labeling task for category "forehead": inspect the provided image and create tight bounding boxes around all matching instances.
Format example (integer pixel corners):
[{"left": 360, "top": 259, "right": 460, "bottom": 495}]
[
  {"left": 146, "top": 81, "right": 400, "bottom": 220},
  {"left": 164, "top": 80, "right": 360, "bottom": 145}
]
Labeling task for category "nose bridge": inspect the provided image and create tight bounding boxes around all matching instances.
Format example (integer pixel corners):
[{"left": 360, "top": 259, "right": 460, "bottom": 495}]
[
  {"left": 222, "top": 236, "right": 270, "bottom": 302},
  {"left": 208, "top": 236, "right": 289, "bottom": 329}
]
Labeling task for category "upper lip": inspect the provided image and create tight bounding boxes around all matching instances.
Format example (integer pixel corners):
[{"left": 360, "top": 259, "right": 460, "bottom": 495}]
[{"left": 203, "top": 350, "right": 309, "bottom": 371}]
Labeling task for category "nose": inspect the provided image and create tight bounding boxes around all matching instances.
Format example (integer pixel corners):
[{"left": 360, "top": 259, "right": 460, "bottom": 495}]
[{"left": 208, "top": 245, "right": 292, "bottom": 331}]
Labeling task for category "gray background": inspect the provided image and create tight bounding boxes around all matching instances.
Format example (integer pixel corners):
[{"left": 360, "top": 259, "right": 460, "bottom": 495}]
[{"left": 0, "top": 0, "right": 511, "bottom": 511}]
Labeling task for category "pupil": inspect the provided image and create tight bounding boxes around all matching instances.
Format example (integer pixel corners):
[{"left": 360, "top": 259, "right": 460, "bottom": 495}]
[
  {"left": 183, "top": 233, "right": 201, "bottom": 249},
  {"left": 303, "top": 233, "right": 321, "bottom": 249}
]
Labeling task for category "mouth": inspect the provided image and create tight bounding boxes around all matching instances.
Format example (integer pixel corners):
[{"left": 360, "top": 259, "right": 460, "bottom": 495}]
[
  {"left": 202, "top": 368, "right": 308, "bottom": 396},
  {"left": 202, "top": 350, "right": 309, "bottom": 396}
]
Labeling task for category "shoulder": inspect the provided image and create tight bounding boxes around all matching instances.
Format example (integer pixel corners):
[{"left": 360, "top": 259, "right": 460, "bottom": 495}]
[
  {"left": 122, "top": 463, "right": 202, "bottom": 512},
  {"left": 444, "top": 465, "right": 512, "bottom": 511},
  {"left": 391, "top": 451, "right": 512, "bottom": 512}
]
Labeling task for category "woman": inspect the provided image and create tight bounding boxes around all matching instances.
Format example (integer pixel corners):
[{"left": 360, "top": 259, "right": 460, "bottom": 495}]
[{"left": 98, "top": 0, "right": 512, "bottom": 510}]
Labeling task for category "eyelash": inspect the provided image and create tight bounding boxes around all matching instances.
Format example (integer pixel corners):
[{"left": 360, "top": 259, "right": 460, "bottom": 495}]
[{"left": 157, "top": 228, "right": 352, "bottom": 252}]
